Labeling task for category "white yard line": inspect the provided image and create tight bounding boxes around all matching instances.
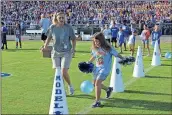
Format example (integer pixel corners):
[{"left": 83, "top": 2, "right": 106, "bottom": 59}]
[
  {"left": 76, "top": 65, "right": 156, "bottom": 114},
  {"left": 1, "top": 58, "right": 42, "bottom": 66}
]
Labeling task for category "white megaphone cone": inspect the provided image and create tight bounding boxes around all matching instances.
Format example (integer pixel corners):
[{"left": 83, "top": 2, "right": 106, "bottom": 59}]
[
  {"left": 151, "top": 40, "right": 161, "bottom": 66},
  {"left": 133, "top": 46, "right": 145, "bottom": 78},
  {"left": 110, "top": 57, "right": 124, "bottom": 92},
  {"left": 49, "top": 67, "right": 68, "bottom": 114}
]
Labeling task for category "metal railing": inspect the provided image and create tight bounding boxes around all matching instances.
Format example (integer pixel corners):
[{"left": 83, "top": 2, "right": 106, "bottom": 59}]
[{"left": 4, "top": 23, "right": 172, "bottom": 35}]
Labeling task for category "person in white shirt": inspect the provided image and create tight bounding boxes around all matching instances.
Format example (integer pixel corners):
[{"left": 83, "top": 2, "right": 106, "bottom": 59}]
[
  {"left": 103, "top": 24, "right": 111, "bottom": 43},
  {"left": 128, "top": 29, "right": 137, "bottom": 56}
]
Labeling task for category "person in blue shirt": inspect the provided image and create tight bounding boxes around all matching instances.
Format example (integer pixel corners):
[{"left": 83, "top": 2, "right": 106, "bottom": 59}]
[
  {"left": 110, "top": 21, "right": 119, "bottom": 47},
  {"left": 122, "top": 20, "right": 131, "bottom": 51},
  {"left": 1, "top": 22, "right": 8, "bottom": 50},
  {"left": 87, "top": 32, "right": 124, "bottom": 108},
  {"left": 117, "top": 26, "right": 125, "bottom": 53},
  {"left": 39, "top": 13, "right": 51, "bottom": 44},
  {"left": 151, "top": 24, "right": 162, "bottom": 55}
]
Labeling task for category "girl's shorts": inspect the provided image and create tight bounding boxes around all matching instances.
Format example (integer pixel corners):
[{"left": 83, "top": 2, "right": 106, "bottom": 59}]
[
  {"left": 128, "top": 44, "right": 134, "bottom": 50},
  {"left": 151, "top": 40, "right": 160, "bottom": 48},
  {"left": 142, "top": 39, "right": 149, "bottom": 44},
  {"left": 118, "top": 41, "right": 124, "bottom": 47},
  {"left": 93, "top": 68, "right": 108, "bottom": 81}
]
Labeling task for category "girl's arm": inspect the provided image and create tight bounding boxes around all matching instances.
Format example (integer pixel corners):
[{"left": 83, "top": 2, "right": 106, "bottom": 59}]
[
  {"left": 116, "top": 53, "right": 124, "bottom": 60},
  {"left": 111, "top": 48, "right": 124, "bottom": 60},
  {"left": 88, "top": 56, "right": 95, "bottom": 63}
]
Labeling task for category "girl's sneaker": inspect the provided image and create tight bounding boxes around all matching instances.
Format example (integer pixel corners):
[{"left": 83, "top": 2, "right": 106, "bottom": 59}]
[
  {"left": 92, "top": 101, "right": 102, "bottom": 108},
  {"left": 106, "top": 87, "right": 113, "bottom": 98}
]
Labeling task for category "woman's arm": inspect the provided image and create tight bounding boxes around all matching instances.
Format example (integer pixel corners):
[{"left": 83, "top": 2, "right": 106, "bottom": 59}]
[
  {"left": 41, "top": 37, "right": 52, "bottom": 51},
  {"left": 71, "top": 39, "right": 76, "bottom": 52}
]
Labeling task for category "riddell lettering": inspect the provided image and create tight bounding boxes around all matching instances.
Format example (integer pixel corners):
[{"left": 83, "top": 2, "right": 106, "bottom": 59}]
[
  {"left": 56, "top": 75, "right": 61, "bottom": 80},
  {"left": 55, "top": 95, "right": 63, "bottom": 101},
  {"left": 54, "top": 103, "right": 63, "bottom": 108},
  {"left": 56, "top": 82, "right": 61, "bottom": 87},
  {"left": 54, "top": 111, "right": 62, "bottom": 114},
  {"left": 55, "top": 89, "right": 62, "bottom": 94},
  {"left": 54, "top": 75, "right": 63, "bottom": 109}
]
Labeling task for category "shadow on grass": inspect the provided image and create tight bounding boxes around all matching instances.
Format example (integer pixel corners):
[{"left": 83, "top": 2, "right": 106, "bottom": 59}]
[
  {"left": 67, "top": 94, "right": 95, "bottom": 99},
  {"left": 124, "top": 90, "right": 171, "bottom": 96},
  {"left": 161, "top": 64, "right": 172, "bottom": 66},
  {"left": 144, "top": 59, "right": 171, "bottom": 62},
  {"left": 4, "top": 48, "right": 39, "bottom": 52},
  {"left": 67, "top": 92, "right": 171, "bottom": 111},
  {"left": 76, "top": 51, "right": 91, "bottom": 54},
  {"left": 102, "top": 97, "right": 171, "bottom": 111},
  {"left": 145, "top": 75, "right": 172, "bottom": 79}
]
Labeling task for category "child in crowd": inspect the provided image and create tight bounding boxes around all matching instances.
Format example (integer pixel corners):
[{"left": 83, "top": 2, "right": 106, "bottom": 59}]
[
  {"left": 117, "top": 26, "right": 125, "bottom": 53},
  {"left": 140, "top": 24, "right": 151, "bottom": 56},
  {"left": 1, "top": 22, "right": 8, "bottom": 50},
  {"left": 88, "top": 32, "right": 124, "bottom": 108},
  {"left": 128, "top": 29, "right": 137, "bottom": 56},
  {"left": 103, "top": 24, "right": 111, "bottom": 43},
  {"left": 110, "top": 21, "right": 119, "bottom": 47},
  {"left": 15, "top": 22, "right": 22, "bottom": 48},
  {"left": 151, "top": 24, "right": 162, "bottom": 55},
  {"left": 122, "top": 20, "right": 131, "bottom": 51}
]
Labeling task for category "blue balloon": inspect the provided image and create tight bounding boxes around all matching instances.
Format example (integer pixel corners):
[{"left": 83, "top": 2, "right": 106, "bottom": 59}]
[
  {"left": 165, "top": 52, "right": 171, "bottom": 59},
  {"left": 80, "top": 80, "right": 94, "bottom": 94},
  {"left": 168, "top": 53, "right": 172, "bottom": 59}
]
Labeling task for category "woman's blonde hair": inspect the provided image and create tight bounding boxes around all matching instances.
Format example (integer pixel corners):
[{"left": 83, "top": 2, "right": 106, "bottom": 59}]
[
  {"left": 52, "top": 12, "right": 66, "bottom": 25},
  {"left": 92, "top": 32, "right": 111, "bottom": 52}
]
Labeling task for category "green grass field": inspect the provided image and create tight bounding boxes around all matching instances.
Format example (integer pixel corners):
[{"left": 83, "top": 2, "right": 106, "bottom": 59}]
[{"left": 1, "top": 40, "right": 172, "bottom": 114}]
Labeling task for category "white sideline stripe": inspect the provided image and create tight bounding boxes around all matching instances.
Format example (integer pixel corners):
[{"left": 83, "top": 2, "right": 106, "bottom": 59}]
[
  {"left": 76, "top": 65, "right": 155, "bottom": 114},
  {"left": 124, "top": 66, "right": 155, "bottom": 87},
  {"left": 2, "top": 61, "right": 22, "bottom": 66},
  {"left": 2, "top": 58, "right": 42, "bottom": 66}
]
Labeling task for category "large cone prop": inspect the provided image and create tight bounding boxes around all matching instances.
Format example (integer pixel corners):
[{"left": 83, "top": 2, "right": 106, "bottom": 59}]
[
  {"left": 110, "top": 57, "right": 124, "bottom": 92},
  {"left": 133, "top": 46, "right": 145, "bottom": 78},
  {"left": 49, "top": 67, "right": 69, "bottom": 114},
  {"left": 151, "top": 40, "right": 161, "bottom": 66}
]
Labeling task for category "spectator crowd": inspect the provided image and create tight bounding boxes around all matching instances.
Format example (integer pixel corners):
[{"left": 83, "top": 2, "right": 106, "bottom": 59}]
[{"left": 1, "top": 1, "right": 172, "bottom": 27}]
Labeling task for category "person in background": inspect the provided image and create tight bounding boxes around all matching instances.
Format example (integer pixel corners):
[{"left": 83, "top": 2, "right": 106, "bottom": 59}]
[
  {"left": 128, "top": 29, "right": 137, "bottom": 56},
  {"left": 110, "top": 21, "right": 119, "bottom": 47},
  {"left": 122, "top": 20, "right": 131, "bottom": 51},
  {"left": 103, "top": 24, "right": 111, "bottom": 43},
  {"left": 39, "top": 13, "right": 51, "bottom": 44},
  {"left": 41, "top": 12, "right": 76, "bottom": 95},
  {"left": 117, "top": 26, "right": 125, "bottom": 53},
  {"left": 140, "top": 24, "right": 151, "bottom": 56},
  {"left": 151, "top": 24, "right": 162, "bottom": 56},
  {"left": 88, "top": 32, "right": 124, "bottom": 108},
  {"left": 15, "top": 22, "right": 22, "bottom": 49},
  {"left": 1, "top": 22, "right": 8, "bottom": 50}
]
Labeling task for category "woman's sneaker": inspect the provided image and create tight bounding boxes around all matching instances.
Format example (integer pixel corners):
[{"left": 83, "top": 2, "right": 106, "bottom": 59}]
[
  {"left": 92, "top": 101, "right": 102, "bottom": 108},
  {"left": 106, "top": 87, "right": 113, "bottom": 98},
  {"left": 68, "top": 86, "right": 74, "bottom": 95}
]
